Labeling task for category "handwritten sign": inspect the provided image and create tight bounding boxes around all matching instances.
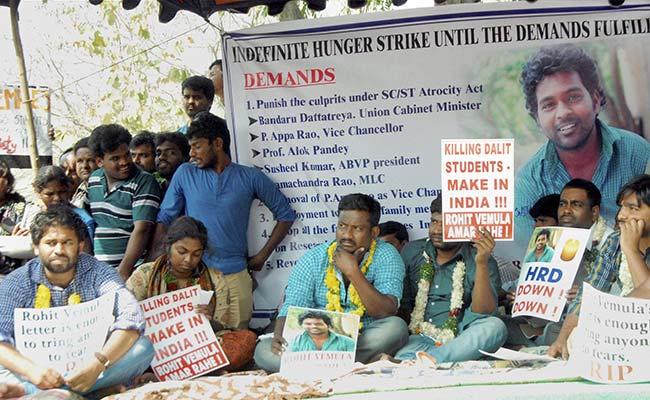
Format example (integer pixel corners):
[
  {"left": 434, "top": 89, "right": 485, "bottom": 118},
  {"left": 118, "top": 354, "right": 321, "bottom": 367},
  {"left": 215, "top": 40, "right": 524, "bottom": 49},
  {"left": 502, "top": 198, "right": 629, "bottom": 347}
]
[
  {"left": 140, "top": 285, "right": 228, "bottom": 381},
  {"left": 280, "top": 306, "right": 358, "bottom": 379},
  {"left": 572, "top": 283, "right": 650, "bottom": 383},
  {"left": 512, "top": 227, "right": 590, "bottom": 322},
  {"left": 441, "top": 139, "right": 514, "bottom": 241},
  {"left": 0, "top": 85, "right": 51, "bottom": 158},
  {"left": 14, "top": 293, "right": 114, "bottom": 376}
]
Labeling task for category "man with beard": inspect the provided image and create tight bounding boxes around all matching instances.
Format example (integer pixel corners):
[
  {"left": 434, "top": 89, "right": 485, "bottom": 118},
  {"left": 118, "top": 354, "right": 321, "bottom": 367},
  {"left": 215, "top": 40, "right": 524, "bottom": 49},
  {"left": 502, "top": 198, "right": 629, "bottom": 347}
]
[
  {"left": 290, "top": 311, "right": 355, "bottom": 353},
  {"left": 549, "top": 174, "right": 650, "bottom": 358},
  {"left": 152, "top": 112, "right": 295, "bottom": 330},
  {"left": 0, "top": 206, "right": 153, "bottom": 396},
  {"left": 178, "top": 76, "right": 214, "bottom": 134},
  {"left": 87, "top": 125, "right": 161, "bottom": 280},
  {"left": 523, "top": 229, "right": 554, "bottom": 263},
  {"left": 253, "top": 193, "right": 408, "bottom": 372},
  {"left": 393, "top": 195, "right": 506, "bottom": 363},
  {"left": 514, "top": 44, "right": 650, "bottom": 262},
  {"left": 153, "top": 132, "right": 190, "bottom": 195}
]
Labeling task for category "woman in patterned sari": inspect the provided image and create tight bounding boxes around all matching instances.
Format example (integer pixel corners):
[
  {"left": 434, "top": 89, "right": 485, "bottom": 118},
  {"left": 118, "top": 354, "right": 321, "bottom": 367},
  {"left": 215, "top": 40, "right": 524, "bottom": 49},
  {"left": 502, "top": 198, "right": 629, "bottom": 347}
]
[{"left": 127, "top": 216, "right": 256, "bottom": 373}]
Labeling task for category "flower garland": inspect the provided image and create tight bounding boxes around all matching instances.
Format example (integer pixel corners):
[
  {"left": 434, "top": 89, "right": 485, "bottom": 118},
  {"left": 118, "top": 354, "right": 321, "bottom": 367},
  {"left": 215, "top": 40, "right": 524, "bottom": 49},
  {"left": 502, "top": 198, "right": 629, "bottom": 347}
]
[
  {"left": 618, "top": 252, "right": 634, "bottom": 296},
  {"left": 409, "top": 243, "right": 466, "bottom": 346},
  {"left": 34, "top": 283, "right": 81, "bottom": 308},
  {"left": 583, "top": 216, "right": 608, "bottom": 275},
  {"left": 324, "top": 240, "right": 376, "bottom": 329}
]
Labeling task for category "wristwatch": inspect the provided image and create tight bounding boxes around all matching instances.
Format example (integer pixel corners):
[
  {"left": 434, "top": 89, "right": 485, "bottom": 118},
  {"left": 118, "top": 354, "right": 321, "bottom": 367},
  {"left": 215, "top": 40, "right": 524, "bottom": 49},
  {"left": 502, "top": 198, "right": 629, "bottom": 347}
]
[{"left": 94, "top": 352, "right": 110, "bottom": 369}]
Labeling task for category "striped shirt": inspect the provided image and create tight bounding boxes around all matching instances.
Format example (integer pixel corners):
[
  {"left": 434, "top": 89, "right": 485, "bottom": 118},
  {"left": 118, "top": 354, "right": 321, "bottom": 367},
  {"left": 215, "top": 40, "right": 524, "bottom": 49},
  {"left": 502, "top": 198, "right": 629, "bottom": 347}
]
[{"left": 88, "top": 167, "right": 161, "bottom": 267}]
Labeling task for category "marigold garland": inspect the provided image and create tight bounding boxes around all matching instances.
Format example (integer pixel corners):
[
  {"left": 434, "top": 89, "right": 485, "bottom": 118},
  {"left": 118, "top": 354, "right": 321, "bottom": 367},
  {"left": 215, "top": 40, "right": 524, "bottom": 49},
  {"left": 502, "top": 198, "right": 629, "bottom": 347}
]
[
  {"left": 324, "top": 240, "right": 376, "bottom": 329},
  {"left": 409, "top": 242, "right": 466, "bottom": 346},
  {"left": 34, "top": 284, "right": 81, "bottom": 308}
]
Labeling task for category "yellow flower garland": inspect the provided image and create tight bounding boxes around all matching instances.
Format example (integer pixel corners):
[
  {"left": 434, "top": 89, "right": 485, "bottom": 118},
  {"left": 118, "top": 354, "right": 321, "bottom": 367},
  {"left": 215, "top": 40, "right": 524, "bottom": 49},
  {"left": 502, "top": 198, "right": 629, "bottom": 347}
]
[
  {"left": 34, "top": 284, "right": 81, "bottom": 308},
  {"left": 324, "top": 240, "right": 377, "bottom": 329}
]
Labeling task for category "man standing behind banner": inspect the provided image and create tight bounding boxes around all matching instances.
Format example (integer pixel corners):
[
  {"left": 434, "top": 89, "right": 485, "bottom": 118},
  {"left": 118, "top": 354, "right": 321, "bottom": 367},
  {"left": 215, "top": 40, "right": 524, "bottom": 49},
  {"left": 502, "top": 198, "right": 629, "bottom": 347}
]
[
  {"left": 0, "top": 206, "right": 153, "bottom": 396},
  {"left": 549, "top": 175, "right": 650, "bottom": 358},
  {"left": 393, "top": 195, "right": 506, "bottom": 363},
  {"left": 152, "top": 111, "right": 296, "bottom": 329},
  {"left": 254, "top": 193, "right": 408, "bottom": 372},
  {"left": 514, "top": 44, "right": 650, "bottom": 255}
]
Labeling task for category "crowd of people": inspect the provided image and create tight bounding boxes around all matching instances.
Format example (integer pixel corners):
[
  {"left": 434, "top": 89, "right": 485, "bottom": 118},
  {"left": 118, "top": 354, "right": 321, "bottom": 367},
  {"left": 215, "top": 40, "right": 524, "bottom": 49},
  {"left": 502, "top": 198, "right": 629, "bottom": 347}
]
[{"left": 1, "top": 42, "right": 650, "bottom": 397}]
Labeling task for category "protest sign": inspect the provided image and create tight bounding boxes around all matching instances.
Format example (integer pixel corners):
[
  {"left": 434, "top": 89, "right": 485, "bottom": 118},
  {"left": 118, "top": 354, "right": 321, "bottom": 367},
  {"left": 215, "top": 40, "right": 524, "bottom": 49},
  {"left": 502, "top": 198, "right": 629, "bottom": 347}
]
[
  {"left": 512, "top": 227, "right": 590, "bottom": 322},
  {"left": 222, "top": 1, "right": 650, "bottom": 326},
  {"left": 140, "top": 285, "right": 228, "bottom": 381},
  {"left": 572, "top": 283, "right": 650, "bottom": 383},
  {"left": 14, "top": 293, "right": 114, "bottom": 376},
  {"left": 0, "top": 85, "right": 52, "bottom": 168},
  {"left": 280, "top": 306, "right": 359, "bottom": 379},
  {"left": 441, "top": 138, "right": 514, "bottom": 241}
]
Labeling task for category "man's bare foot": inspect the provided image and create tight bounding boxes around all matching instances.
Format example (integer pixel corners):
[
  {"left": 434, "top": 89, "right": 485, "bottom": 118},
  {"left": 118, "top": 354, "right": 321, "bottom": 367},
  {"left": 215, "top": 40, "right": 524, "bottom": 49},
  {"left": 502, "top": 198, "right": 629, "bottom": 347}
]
[{"left": 0, "top": 383, "right": 25, "bottom": 399}]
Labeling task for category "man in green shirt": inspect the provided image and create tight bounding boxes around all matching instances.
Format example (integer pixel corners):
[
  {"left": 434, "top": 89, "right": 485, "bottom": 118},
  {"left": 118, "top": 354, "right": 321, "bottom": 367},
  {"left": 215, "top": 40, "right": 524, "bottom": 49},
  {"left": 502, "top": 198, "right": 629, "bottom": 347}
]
[
  {"left": 523, "top": 229, "right": 555, "bottom": 263},
  {"left": 290, "top": 310, "right": 355, "bottom": 353}
]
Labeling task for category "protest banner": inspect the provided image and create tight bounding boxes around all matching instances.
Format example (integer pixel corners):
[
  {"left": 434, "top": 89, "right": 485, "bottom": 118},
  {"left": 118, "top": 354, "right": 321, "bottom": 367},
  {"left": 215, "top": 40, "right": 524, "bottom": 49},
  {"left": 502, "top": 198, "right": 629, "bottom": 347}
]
[
  {"left": 14, "top": 293, "right": 114, "bottom": 376},
  {"left": 0, "top": 85, "right": 52, "bottom": 168},
  {"left": 140, "top": 285, "right": 228, "bottom": 381},
  {"left": 571, "top": 283, "right": 650, "bottom": 383},
  {"left": 222, "top": 1, "right": 650, "bottom": 326},
  {"left": 280, "top": 306, "right": 359, "bottom": 379},
  {"left": 441, "top": 138, "right": 514, "bottom": 241},
  {"left": 512, "top": 227, "right": 591, "bottom": 322}
]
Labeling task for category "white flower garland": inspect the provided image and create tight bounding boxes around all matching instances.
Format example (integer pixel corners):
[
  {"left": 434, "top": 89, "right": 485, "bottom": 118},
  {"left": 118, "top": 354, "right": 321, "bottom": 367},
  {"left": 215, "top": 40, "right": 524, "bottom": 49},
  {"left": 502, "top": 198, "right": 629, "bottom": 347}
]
[
  {"left": 618, "top": 252, "right": 634, "bottom": 296},
  {"left": 590, "top": 216, "right": 608, "bottom": 249},
  {"left": 409, "top": 244, "right": 466, "bottom": 346}
]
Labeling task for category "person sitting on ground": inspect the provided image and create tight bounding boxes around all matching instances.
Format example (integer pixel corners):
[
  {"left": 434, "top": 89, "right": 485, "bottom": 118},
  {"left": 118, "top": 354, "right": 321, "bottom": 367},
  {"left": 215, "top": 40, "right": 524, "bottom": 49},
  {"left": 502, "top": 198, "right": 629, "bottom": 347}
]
[
  {"left": 549, "top": 174, "right": 650, "bottom": 359},
  {"left": 392, "top": 194, "right": 506, "bottom": 363},
  {"left": 0, "top": 206, "right": 154, "bottom": 396},
  {"left": 290, "top": 310, "right": 355, "bottom": 353},
  {"left": 70, "top": 138, "right": 98, "bottom": 213},
  {"left": 378, "top": 221, "right": 409, "bottom": 253},
  {"left": 126, "top": 216, "right": 256, "bottom": 373},
  {"left": 14, "top": 166, "right": 95, "bottom": 255},
  {"left": 254, "top": 193, "right": 408, "bottom": 373},
  {"left": 529, "top": 194, "right": 560, "bottom": 228},
  {"left": 0, "top": 160, "right": 26, "bottom": 275}
]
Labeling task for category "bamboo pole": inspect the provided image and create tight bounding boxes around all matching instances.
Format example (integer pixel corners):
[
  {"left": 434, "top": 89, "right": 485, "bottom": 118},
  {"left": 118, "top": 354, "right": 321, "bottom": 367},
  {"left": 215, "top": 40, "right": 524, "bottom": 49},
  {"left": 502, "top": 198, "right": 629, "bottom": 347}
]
[{"left": 9, "top": 0, "right": 40, "bottom": 175}]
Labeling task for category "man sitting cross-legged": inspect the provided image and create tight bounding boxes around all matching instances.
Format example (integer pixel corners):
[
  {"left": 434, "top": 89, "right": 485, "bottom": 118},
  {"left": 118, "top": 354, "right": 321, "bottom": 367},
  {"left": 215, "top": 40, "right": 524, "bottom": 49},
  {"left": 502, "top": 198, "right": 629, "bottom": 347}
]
[
  {"left": 254, "top": 193, "right": 408, "bottom": 372},
  {"left": 0, "top": 206, "right": 153, "bottom": 396},
  {"left": 392, "top": 194, "right": 506, "bottom": 363}
]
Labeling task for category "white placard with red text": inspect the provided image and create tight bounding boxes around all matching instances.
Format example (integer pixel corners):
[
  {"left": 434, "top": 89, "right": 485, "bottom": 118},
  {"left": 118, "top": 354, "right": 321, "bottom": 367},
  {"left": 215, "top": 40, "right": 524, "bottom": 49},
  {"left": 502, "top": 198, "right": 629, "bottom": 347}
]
[
  {"left": 512, "top": 227, "right": 590, "bottom": 322},
  {"left": 140, "top": 285, "right": 229, "bottom": 381},
  {"left": 441, "top": 138, "right": 514, "bottom": 241}
]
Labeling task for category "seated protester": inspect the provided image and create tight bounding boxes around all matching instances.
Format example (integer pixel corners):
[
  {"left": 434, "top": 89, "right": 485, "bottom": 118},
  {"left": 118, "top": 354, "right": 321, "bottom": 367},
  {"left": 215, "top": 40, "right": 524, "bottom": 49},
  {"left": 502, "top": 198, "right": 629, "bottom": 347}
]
[
  {"left": 0, "top": 206, "right": 154, "bottom": 396},
  {"left": 154, "top": 132, "right": 190, "bottom": 195},
  {"left": 130, "top": 131, "right": 157, "bottom": 175},
  {"left": 15, "top": 166, "right": 95, "bottom": 254},
  {"left": 254, "top": 193, "right": 408, "bottom": 373},
  {"left": 290, "top": 310, "right": 355, "bottom": 353},
  {"left": 529, "top": 194, "right": 561, "bottom": 228},
  {"left": 503, "top": 179, "right": 613, "bottom": 347},
  {"left": 378, "top": 221, "right": 409, "bottom": 253},
  {"left": 0, "top": 160, "right": 26, "bottom": 274},
  {"left": 70, "top": 137, "right": 98, "bottom": 213},
  {"left": 549, "top": 175, "right": 650, "bottom": 359},
  {"left": 393, "top": 194, "right": 506, "bottom": 363},
  {"left": 126, "top": 216, "right": 256, "bottom": 372}
]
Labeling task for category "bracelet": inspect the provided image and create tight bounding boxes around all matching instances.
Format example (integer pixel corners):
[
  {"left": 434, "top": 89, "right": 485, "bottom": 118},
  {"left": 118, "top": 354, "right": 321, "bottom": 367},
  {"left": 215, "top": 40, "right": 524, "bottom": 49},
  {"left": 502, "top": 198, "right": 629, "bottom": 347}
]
[{"left": 94, "top": 352, "right": 110, "bottom": 369}]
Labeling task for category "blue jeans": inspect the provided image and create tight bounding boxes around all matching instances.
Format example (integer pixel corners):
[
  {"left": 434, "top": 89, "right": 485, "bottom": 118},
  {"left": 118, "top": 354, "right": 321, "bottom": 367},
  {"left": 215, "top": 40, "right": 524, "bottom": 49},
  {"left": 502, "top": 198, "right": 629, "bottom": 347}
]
[
  {"left": 394, "top": 316, "right": 507, "bottom": 362},
  {"left": 0, "top": 336, "right": 154, "bottom": 396},
  {"left": 254, "top": 316, "right": 409, "bottom": 373}
]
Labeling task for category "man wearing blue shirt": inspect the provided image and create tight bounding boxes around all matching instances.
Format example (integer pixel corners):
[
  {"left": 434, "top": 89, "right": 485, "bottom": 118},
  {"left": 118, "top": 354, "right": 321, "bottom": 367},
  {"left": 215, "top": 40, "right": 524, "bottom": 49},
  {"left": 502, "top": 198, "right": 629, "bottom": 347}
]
[
  {"left": 254, "top": 193, "right": 408, "bottom": 373},
  {"left": 0, "top": 207, "right": 153, "bottom": 396},
  {"left": 514, "top": 44, "right": 650, "bottom": 258},
  {"left": 153, "top": 111, "right": 296, "bottom": 329}
]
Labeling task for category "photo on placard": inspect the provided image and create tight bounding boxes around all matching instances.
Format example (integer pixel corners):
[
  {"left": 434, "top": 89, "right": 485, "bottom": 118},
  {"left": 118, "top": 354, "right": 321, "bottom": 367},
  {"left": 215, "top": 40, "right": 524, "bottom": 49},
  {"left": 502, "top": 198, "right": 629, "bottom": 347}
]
[{"left": 280, "top": 306, "right": 359, "bottom": 379}]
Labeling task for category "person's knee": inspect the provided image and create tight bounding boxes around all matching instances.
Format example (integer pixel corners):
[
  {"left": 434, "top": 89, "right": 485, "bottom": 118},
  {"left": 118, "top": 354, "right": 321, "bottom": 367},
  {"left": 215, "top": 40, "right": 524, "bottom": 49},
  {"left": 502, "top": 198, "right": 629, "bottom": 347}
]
[
  {"left": 253, "top": 338, "right": 280, "bottom": 373},
  {"left": 483, "top": 316, "right": 508, "bottom": 347},
  {"left": 382, "top": 316, "right": 409, "bottom": 346}
]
